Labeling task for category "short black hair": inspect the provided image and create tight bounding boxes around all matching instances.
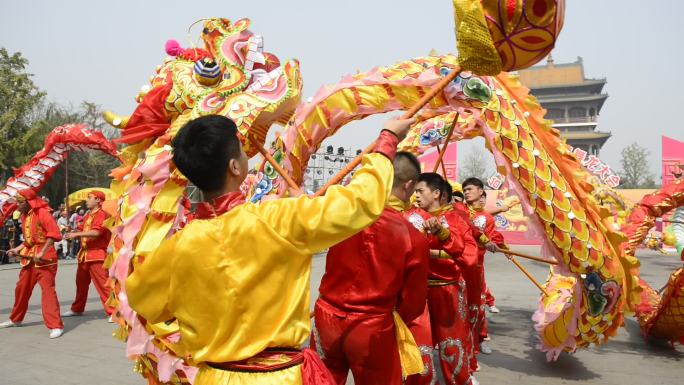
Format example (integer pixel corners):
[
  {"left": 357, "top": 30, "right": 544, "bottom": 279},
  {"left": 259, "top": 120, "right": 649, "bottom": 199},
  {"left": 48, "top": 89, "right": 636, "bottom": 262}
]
[
  {"left": 453, "top": 191, "right": 465, "bottom": 201},
  {"left": 393, "top": 152, "right": 421, "bottom": 188},
  {"left": 172, "top": 115, "right": 241, "bottom": 193},
  {"left": 418, "top": 172, "right": 447, "bottom": 199},
  {"left": 462, "top": 177, "right": 485, "bottom": 189}
]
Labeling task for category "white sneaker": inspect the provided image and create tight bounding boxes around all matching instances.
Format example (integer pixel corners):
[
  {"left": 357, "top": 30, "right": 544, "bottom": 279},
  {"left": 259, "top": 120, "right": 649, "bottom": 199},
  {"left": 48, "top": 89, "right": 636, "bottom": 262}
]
[
  {"left": 61, "top": 310, "right": 83, "bottom": 317},
  {"left": 49, "top": 328, "right": 64, "bottom": 339},
  {"left": 470, "top": 375, "right": 480, "bottom": 385},
  {"left": 0, "top": 320, "right": 21, "bottom": 328},
  {"left": 488, "top": 305, "right": 500, "bottom": 313},
  {"left": 480, "top": 342, "right": 493, "bottom": 355},
  {"left": 475, "top": 363, "right": 481, "bottom": 372},
  {"left": 107, "top": 315, "right": 114, "bottom": 323}
]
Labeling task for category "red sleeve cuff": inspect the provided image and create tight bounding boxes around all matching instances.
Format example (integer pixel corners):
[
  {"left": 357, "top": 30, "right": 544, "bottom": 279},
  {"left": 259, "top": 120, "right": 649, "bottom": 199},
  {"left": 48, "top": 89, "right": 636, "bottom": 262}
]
[{"left": 373, "top": 130, "right": 399, "bottom": 161}]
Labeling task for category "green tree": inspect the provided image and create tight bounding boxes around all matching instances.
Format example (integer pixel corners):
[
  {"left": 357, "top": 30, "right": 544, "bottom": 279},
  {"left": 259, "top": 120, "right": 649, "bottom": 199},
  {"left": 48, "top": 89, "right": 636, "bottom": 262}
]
[
  {"left": 618, "top": 143, "right": 656, "bottom": 188},
  {"left": 0, "top": 48, "right": 46, "bottom": 182},
  {"left": 0, "top": 48, "right": 120, "bottom": 207}
]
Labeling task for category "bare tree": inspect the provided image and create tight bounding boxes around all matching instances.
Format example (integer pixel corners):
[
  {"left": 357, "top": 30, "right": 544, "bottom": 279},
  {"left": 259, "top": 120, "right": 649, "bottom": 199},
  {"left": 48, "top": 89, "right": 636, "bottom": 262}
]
[
  {"left": 619, "top": 143, "right": 656, "bottom": 188},
  {"left": 458, "top": 148, "right": 490, "bottom": 182}
]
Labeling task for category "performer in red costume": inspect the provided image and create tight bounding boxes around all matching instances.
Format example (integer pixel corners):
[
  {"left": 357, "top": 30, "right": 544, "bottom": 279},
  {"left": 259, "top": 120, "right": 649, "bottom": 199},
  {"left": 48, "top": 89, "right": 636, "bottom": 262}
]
[
  {"left": 480, "top": 192, "right": 499, "bottom": 313},
  {"left": 312, "top": 152, "right": 429, "bottom": 385},
  {"left": 462, "top": 177, "right": 506, "bottom": 357},
  {"left": 0, "top": 190, "right": 64, "bottom": 338},
  {"left": 63, "top": 191, "right": 114, "bottom": 319},
  {"left": 405, "top": 172, "right": 479, "bottom": 385}
]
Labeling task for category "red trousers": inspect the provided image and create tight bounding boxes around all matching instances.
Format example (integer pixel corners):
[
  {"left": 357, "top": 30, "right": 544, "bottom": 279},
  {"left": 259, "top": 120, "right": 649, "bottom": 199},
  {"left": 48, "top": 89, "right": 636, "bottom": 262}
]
[
  {"left": 477, "top": 267, "right": 491, "bottom": 343},
  {"left": 10, "top": 263, "right": 63, "bottom": 329},
  {"left": 70, "top": 261, "right": 113, "bottom": 315},
  {"left": 406, "top": 280, "right": 474, "bottom": 385},
  {"left": 484, "top": 285, "right": 495, "bottom": 307},
  {"left": 405, "top": 305, "right": 435, "bottom": 385},
  {"left": 311, "top": 299, "right": 401, "bottom": 385}
]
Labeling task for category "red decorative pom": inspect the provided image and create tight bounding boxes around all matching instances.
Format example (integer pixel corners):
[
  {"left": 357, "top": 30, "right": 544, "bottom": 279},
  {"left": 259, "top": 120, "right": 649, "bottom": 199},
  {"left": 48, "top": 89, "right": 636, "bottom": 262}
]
[{"left": 165, "top": 39, "right": 183, "bottom": 57}]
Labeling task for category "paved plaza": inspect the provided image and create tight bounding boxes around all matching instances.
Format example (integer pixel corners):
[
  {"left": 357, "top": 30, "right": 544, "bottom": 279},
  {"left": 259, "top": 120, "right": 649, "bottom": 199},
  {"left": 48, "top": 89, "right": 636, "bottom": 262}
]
[{"left": 0, "top": 246, "right": 682, "bottom": 384}]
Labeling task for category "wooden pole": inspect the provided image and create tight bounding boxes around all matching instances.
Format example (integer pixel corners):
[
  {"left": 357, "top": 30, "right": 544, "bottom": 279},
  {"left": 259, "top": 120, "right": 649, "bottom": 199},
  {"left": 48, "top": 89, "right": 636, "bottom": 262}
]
[
  {"left": 496, "top": 248, "right": 550, "bottom": 296},
  {"left": 432, "top": 143, "right": 447, "bottom": 176},
  {"left": 506, "top": 255, "right": 550, "bottom": 296},
  {"left": 313, "top": 141, "right": 376, "bottom": 197},
  {"left": 431, "top": 113, "right": 459, "bottom": 174},
  {"left": 496, "top": 247, "right": 559, "bottom": 265},
  {"left": 313, "top": 66, "right": 463, "bottom": 197},
  {"left": 64, "top": 156, "right": 70, "bottom": 219},
  {"left": 248, "top": 137, "right": 301, "bottom": 193}
]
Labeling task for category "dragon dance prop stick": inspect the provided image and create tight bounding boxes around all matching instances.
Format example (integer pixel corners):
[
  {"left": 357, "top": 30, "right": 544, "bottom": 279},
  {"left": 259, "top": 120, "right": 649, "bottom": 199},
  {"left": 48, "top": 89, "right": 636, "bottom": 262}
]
[
  {"left": 437, "top": 144, "right": 448, "bottom": 176},
  {"left": 507, "top": 255, "right": 550, "bottom": 296},
  {"left": 432, "top": 113, "right": 460, "bottom": 174},
  {"left": 498, "top": 248, "right": 559, "bottom": 265},
  {"left": 313, "top": 67, "right": 463, "bottom": 197},
  {"left": 248, "top": 137, "right": 300, "bottom": 192},
  {"left": 64, "top": 156, "right": 70, "bottom": 219},
  {"left": 433, "top": 141, "right": 448, "bottom": 176},
  {"left": 497, "top": 247, "right": 550, "bottom": 296}
]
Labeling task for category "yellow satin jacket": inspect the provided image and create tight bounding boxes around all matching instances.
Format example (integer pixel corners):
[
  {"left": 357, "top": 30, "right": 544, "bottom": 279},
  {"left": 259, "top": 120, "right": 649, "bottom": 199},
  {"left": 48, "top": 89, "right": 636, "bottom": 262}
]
[{"left": 126, "top": 152, "right": 394, "bottom": 364}]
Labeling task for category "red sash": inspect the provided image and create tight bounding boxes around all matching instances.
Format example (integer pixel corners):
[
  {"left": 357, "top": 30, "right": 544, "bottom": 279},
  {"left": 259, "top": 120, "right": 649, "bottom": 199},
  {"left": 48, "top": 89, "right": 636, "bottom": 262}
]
[{"left": 208, "top": 348, "right": 334, "bottom": 385}]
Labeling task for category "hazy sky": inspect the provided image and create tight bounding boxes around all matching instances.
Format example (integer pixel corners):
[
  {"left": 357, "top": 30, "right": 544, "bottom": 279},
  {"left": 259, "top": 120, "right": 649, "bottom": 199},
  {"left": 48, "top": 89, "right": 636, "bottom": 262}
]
[{"left": 2, "top": 0, "right": 682, "bottom": 178}]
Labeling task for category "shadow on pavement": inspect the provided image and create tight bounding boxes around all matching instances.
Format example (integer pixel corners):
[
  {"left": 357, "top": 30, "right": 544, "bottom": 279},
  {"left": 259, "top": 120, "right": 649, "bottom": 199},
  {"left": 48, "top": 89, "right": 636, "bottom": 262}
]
[
  {"left": 0, "top": 308, "right": 107, "bottom": 337},
  {"left": 0, "top": 297, "right": 102, "bottom": 314},
  {"left": 593, "top": 318, "right": 683, "bottom": 361},
  {"left": 61, "top": 309, "right": 110, "bottom": 333},
  {"left": 479, "top": 305, "right": 602, "bottom": 381}
]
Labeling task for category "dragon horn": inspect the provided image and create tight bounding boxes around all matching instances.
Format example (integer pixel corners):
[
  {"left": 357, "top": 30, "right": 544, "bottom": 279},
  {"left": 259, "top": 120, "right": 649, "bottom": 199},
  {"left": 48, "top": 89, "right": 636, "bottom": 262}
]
[{"left": 103, "top": 111, "right": 130, "bottom": 129}]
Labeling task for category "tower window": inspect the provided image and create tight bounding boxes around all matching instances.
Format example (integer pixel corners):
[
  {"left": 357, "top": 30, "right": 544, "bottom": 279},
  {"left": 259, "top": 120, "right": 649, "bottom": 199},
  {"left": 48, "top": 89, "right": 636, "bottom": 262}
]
[
  {"left": 569, "top": 107, "right": 586, "bottom": 118},
  {"left": 546, "top": 108, "right": 564, "bottom": 119}
]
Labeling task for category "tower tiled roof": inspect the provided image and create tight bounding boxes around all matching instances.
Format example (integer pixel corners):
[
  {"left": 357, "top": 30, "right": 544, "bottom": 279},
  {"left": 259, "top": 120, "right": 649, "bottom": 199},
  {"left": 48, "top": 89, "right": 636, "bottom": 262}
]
[{"left": 518, "top": 56, "right": 605, "bottom": 89}]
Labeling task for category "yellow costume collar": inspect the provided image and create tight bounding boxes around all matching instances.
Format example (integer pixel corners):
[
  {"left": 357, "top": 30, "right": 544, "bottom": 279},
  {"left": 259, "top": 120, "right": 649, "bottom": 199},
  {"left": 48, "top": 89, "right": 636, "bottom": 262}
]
[
  {"left": 387, "top": 195, "right": 408, "bottom": 212},
  {"left": 429, "top": 204, "right": 453, "bottom": 216}
]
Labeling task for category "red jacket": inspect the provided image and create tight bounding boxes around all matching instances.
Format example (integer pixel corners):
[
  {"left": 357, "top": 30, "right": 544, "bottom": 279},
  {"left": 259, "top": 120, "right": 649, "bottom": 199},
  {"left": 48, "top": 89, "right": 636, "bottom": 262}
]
[
  {"left": 77, "top": 208, "right": 111, "bottom": 263},
  {"left": 405, "top": 206, "right": 478, "bottom": 282},
  {"left": 20, "top": 207, "right": 61, "bottom": 268},
  {"left": 467, "top": 206, "right": 505, "bottom": 258},
  {"left": 463, "top": 205, "right": 505, "bottom": 304},
  {"left": 318, "top": 202, "right": 429, "bottom": 323}
]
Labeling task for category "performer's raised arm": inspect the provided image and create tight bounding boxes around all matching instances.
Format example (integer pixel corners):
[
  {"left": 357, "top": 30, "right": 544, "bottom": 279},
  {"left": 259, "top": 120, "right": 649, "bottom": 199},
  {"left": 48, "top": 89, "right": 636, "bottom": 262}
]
[{"left": 252, "top": 118, "right": 415, "bottom": 254}]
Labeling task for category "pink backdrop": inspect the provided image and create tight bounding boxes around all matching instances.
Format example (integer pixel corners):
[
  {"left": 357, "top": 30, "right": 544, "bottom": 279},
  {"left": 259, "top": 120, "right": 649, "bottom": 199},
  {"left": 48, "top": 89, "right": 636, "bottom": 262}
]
[
  {"left": 417, "top": 143, "right": 458, "bottom": 179},
  {"left": 662, "top": 135, "right": 684, "bottom": 187}
]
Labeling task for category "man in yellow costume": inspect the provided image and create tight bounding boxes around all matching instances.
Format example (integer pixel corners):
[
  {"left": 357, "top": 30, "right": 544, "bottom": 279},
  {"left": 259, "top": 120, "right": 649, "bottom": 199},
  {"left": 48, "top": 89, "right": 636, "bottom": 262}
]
[{"left": 126, "top": 114, "right": 415, "bottom": 385}]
